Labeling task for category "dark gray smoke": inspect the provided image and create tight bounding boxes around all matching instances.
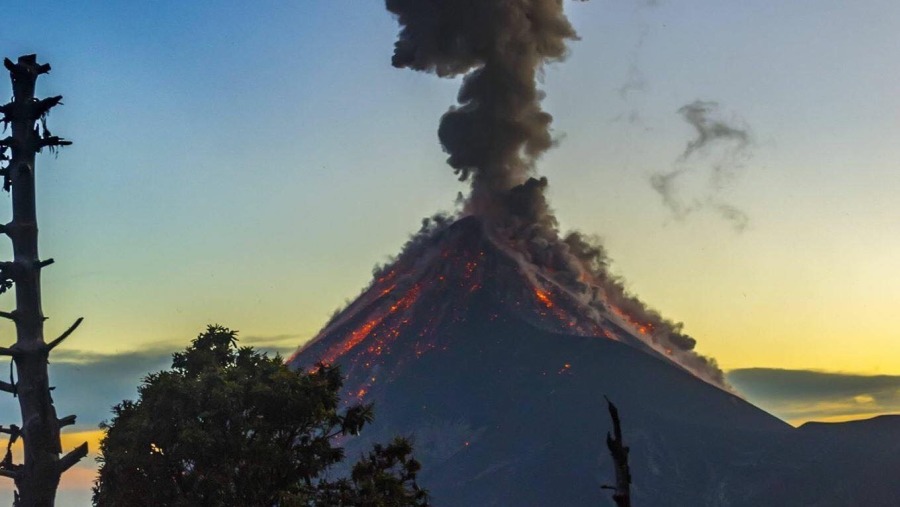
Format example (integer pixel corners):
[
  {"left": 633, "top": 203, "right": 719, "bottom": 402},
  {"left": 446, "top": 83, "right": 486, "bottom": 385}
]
[
  {"left": 561, "top": 232, "right": 725, "bottom": 386},
  {"left": 386, "top": 1, "right": 727, "bottom": 387},
  {"left": 387, "top": 0, "right": 583, "bottom": 213}
]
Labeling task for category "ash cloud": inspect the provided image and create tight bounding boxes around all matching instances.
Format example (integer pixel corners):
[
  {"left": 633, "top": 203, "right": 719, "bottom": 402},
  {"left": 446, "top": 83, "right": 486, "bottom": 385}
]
[
  {"left": 562, "top": 232, "right": 726, "bottom": 386},
  {"left": 387, "top": 0, "right": 583, "bottom": 213},
  {"left": 386, "top": 1, "right": 727, "bottom": 387},
  {"left": 652, "top": 100, "right": 753, "bottom": 232}
]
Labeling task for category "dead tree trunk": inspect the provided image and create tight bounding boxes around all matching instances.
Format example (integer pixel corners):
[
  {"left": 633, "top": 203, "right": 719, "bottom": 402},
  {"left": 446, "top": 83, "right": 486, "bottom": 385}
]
[
  {"left": 0, "top": 54, "right": 86, "bottom": 507},
  {"left": 602, "top": 397, "right": 631, "bottom": 507}
]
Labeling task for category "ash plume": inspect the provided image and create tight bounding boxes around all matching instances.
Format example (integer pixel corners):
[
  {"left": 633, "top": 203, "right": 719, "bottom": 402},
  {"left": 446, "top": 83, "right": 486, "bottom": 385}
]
[
  {"left": 561, "top": 231, "right": 725, "bottom": 386},
  {"left": 652, "top": 100, "right": 753, "bottom": 232},
  {"left": 387, "top": 0, "right": 583, "bottom": 214},
  {"left": 386, "top": 1, "right": 727, "bottom": 387}
]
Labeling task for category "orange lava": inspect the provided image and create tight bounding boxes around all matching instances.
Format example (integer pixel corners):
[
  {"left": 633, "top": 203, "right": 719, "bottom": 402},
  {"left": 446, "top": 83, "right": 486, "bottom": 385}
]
[
  {"left": 320, "top": 284, "right": 422, "bottom": 364},
  {"left": 534, "top": 289, "right": 554, "bottom": 308},
  {"left": 378, "top": 284, "right": 397, "bottom": 298},
  {"left": 610, "top": 305, "right": 655, "bottom": 338}
]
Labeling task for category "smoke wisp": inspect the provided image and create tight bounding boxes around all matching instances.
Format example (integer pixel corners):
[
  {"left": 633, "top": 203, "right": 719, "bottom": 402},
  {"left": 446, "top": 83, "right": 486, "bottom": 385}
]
[
  {"left": 652, "top": 100, "right": 753, "bottom": 232},
  {"left": 678, "top": 100, "right": 750, "bottom": 160}
]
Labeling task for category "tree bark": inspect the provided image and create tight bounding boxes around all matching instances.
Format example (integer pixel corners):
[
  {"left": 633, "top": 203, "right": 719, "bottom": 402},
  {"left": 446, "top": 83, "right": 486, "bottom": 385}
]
[
  {"left": 0, "top": 54, "right": 84, "bottom": 507},
  {"left": 602, "top": 397, "right": 631, "bottom": 507}
]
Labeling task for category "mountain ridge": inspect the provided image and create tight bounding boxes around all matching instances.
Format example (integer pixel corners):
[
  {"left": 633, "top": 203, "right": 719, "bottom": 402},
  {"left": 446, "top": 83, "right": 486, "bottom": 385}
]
[{"left": 289, "top": 217, "right": 813, "bottom": 505}]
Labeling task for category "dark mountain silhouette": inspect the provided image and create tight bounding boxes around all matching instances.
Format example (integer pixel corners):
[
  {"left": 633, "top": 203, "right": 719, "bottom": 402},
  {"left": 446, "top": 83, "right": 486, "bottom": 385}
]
[
  {"left": 290, "top": 217, "right": 900, "bottom": 506},
  {"left": 725, "top": 415, "right": 900, "bottom": 506}
]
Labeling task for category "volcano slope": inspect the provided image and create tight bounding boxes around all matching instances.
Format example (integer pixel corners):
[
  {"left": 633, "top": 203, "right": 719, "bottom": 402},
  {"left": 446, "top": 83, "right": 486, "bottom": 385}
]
[
  {"left": 290, "top": 217, "right": 805, "bottom": 506},
  {"left": 729, "top": 415, "right": 900, "bottom": 506}
]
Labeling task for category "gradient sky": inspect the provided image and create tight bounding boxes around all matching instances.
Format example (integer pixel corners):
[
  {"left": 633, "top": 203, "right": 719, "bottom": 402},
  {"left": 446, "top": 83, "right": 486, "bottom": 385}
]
[{"left": 2, "top": 1, "right": 900, "bottom": 503}]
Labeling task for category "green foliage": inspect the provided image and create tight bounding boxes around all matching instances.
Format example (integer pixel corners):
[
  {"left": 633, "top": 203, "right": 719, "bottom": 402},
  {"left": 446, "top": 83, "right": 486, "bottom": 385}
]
[{"left": 92, "top": 325, "right": 428, "bottom": 506}]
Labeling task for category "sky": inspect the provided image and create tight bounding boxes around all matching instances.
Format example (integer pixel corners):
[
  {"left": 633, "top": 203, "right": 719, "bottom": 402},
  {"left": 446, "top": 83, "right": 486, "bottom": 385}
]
[{"left": 2, "top": 0, "right": 900, "bottom": 503}]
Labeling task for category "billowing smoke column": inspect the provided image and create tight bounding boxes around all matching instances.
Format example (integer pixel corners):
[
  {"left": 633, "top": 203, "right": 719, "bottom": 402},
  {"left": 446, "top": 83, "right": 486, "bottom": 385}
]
[
  {"left": 387, "top": 0, "right": 579, "bottom": 215},
  {"left": 386, "top": 0, "right": 726, "bottom": 387}
]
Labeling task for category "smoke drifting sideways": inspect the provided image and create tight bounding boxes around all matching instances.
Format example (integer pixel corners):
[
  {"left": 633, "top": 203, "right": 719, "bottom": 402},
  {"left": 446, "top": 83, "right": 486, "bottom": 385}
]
[
  {"left": 678, "top": 100, "right": 749, "bottom": 160},
  {"left": 652, "top": 100, "right": 753, "bottom": 232},
  {"left": 385, "top": 1, "right": 726, "bottom": 387}
]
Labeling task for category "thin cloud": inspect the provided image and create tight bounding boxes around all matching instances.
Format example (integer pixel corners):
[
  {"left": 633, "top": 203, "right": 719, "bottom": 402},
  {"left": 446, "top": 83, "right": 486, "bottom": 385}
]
[
  {"left": 0, "top": 331, "right": 307, "bottom": 431},
  {"left": 0, "top": 349, "right": 174, "bottom": 432},
  {"left": 240, "top": 333, "right": 307, "bottom": 357},
  {"left": 727, "top": 368, "right": 900, "bottom": 425},
  {"left": 0, "top": 330, "right": 309, "bottom": 502}
]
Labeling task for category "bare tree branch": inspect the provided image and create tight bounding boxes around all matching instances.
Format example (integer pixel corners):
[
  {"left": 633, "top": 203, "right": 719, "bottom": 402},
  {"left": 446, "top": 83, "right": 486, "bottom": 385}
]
[
  {"left": 57, "top": 442, "right": 88, "bottom": 474},
  {"left": 46, "top": 317, "right": 83, "bottom": 353},
  {"left": 603, "top": 396, "right": 632, "bottom": 507},
  {"left": 57, "top": 415, "right": 76, "bottom": 428},
  {"left": 2, "top": 52, "right": 75, "bottom": 505}
]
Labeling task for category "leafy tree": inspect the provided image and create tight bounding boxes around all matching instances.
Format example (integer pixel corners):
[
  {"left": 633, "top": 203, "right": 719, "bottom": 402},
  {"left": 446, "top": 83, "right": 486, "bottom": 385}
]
[{"left": 92, "top": 325, "right": 428, "bottom": 506}]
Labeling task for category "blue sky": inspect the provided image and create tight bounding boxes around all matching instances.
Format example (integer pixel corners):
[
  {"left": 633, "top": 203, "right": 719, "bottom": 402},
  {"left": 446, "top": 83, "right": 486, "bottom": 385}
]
[
  {"left": 1, "top": 0, "right": 897, "bottom": 420},
  {"left": 0, "top": 0, "right": 895, "bottom": 371},
  {"left": 2, "top": 1, "right": 900, "bottom": 503}
]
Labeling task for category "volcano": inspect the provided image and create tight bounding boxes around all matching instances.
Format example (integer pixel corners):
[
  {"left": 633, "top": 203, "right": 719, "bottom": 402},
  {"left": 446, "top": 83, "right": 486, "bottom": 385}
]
[
  {"left": 290, "top": 217, "right": 800, "bottom": 505},
  {"left": 288, "top": 0, "right": 900, "bottom": 503}
]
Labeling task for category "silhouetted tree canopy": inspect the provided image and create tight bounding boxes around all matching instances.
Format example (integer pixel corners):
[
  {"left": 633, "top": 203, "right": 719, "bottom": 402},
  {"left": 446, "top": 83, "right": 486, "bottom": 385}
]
[{"left": 92, "top": 325, "right": 428, "bottom": 506}]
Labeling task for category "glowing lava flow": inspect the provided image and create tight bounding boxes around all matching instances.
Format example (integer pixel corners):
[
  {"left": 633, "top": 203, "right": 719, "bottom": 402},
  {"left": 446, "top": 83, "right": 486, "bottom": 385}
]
[
  {"left": 319, "top": 283, "right": 423, "bottom": 366},
  {"left": 534, "top": 289, "right": 554, "bottom": 308},
  {"left": 297, "top": 216, "right": 690, "bottom": 386},
  {"left": 528, "top": 281, "right": 607, "bottom": 337},
  {"left": 609, "top": 305, "right": 654, "bottom": 339}
]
